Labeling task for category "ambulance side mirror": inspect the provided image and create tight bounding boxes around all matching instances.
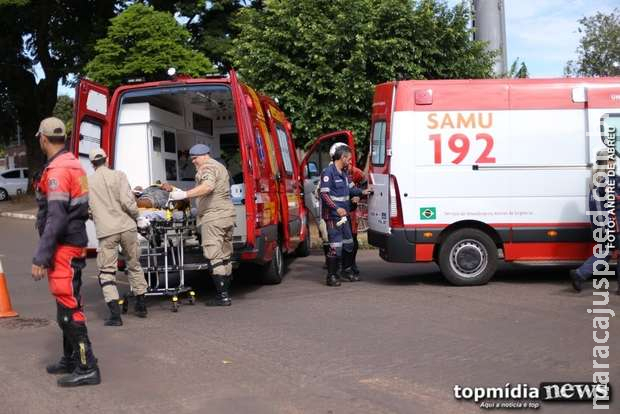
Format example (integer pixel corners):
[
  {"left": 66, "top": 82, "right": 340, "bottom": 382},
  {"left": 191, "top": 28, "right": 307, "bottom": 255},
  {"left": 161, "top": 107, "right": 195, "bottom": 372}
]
[{"left": 307, "top": 161, "right": 319, "bottom": 179}]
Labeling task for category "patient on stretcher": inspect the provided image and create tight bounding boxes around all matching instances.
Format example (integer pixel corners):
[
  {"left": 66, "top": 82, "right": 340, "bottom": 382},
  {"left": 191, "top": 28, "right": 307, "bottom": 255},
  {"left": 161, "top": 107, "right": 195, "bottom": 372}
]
[{"left": 133, "top": 184, "right": 194, "bottom": 223}]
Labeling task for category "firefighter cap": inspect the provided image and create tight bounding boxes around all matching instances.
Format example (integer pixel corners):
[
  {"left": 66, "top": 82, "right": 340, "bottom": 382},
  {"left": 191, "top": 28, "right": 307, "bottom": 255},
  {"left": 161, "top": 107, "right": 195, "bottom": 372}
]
[
  {"left": 89, "top": 148, "right": 107, "bottom": 162},
  {"left": 189, "top": 143, "right": 211, "bottom": 156},
  {"left": 35, "top": 117, "right": 66, "bottom": 139}
]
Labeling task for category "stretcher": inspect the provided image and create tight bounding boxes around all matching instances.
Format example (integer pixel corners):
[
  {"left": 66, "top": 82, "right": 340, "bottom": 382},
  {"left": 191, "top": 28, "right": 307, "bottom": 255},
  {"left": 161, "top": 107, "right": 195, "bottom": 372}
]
[{"left": 123, "top": 204, "right": 210, "bottom": 312}]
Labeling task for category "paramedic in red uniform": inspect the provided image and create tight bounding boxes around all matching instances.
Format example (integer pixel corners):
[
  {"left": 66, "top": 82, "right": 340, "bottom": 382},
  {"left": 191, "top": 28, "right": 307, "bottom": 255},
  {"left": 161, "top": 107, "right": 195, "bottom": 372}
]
[{"left": 31, "top": 117, "right": 101, "bottom": 387}]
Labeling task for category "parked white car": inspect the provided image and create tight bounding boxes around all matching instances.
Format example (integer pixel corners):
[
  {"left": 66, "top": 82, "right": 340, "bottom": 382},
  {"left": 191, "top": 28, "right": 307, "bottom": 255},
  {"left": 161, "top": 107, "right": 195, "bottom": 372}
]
[{"left": 0, "top": 168, "right": 29, "bottom": 201}]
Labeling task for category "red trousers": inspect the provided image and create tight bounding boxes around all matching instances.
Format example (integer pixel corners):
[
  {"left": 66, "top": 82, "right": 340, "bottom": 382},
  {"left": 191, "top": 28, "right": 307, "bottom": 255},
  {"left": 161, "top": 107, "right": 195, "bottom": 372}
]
[{"left": 48, "top": 245, "right": 87, "bottom": 323}]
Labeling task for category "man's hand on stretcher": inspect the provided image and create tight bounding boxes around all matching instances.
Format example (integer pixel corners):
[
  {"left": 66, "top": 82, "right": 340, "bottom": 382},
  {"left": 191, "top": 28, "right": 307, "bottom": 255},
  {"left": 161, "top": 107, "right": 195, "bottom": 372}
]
[{"left": 159, "top": 182, "right": 188, "bottom": 201}]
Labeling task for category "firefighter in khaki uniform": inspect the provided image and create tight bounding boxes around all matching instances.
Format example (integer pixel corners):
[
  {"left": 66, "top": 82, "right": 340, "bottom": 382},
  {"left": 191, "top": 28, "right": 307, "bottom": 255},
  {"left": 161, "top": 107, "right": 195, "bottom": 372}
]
[
  {"left": 87, "top": 148, "right": 148, "bottom": 325},
  {"left": 168, "top": 144, "right": 236, "bottom": 306},
  {"left": 32, "top": 117, "right": 100, "bottom": 387}
]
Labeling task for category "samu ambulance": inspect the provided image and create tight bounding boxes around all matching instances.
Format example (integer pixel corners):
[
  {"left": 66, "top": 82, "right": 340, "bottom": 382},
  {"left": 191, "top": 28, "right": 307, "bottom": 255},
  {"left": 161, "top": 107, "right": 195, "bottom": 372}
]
[{"left": 366, "top": 77, "right": 620, "bottom": 285}]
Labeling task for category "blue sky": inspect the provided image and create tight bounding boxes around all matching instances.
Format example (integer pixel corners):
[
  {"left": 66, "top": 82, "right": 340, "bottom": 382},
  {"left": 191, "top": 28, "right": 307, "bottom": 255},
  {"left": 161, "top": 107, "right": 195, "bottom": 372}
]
[
  {"left": 56, "top": 0, "right": 619, "bottom": 97},
  {"left": 449, "top": 0, "right": 619, "bottom": 77}
]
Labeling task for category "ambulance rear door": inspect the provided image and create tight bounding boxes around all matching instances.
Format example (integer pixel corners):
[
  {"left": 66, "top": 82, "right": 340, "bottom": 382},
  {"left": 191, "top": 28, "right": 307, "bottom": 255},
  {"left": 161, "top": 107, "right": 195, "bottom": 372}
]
[
  {"left": 367, "top": 83, "right": 394, "bottom": 235},
  {"left": 72, "top": 79, "right": 110, "bottom": 250},
  {"left": 229, "top": 70, "right": 258, "bottom": 247}
]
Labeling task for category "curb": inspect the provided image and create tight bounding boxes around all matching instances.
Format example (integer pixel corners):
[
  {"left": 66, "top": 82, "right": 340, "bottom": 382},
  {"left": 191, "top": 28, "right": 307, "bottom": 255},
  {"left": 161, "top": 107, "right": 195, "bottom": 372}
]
[{"left": 0, "top": 212, "right": 36, "bottom": 220}]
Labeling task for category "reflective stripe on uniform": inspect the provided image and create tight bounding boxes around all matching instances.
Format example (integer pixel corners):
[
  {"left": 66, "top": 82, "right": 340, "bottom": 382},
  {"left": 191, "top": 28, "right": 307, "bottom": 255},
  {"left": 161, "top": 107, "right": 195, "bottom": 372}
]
[
  {"left": 342, "top": 238, "right": 354, "bottom": 245},
  {"left": 70, "top": 194, "right": 89, "bottom": 206},
  {"left": 329, "top": 242, "right": 343, "bottom": 248},
  {"left": 330, "top": 195, "right": 348, "bottom": 202},
  {"left": 320, "top": 187, "right": 330, "bottom": 193},
  {"left": 48, "top": 192, "right": 70, "bottom": 202}
]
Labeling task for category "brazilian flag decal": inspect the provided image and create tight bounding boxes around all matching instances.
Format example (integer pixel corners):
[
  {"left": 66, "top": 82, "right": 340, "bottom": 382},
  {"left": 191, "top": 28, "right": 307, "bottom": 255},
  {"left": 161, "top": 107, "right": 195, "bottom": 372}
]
[{"left": 419, "top": 207, "right": 436, "bottom": 220}]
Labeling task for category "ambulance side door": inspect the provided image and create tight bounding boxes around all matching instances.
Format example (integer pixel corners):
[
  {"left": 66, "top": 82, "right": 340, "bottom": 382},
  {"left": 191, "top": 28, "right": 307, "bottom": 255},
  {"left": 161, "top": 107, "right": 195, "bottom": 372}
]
[{"left": 262, "top": 100, "right": 304, "bottom": 250}]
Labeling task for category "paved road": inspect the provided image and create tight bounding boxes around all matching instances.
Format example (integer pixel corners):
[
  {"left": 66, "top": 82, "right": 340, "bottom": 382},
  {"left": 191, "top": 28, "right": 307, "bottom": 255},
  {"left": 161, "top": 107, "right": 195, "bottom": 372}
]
[{"left": 0, "top": 217, "right": 618, "bottom": 413}]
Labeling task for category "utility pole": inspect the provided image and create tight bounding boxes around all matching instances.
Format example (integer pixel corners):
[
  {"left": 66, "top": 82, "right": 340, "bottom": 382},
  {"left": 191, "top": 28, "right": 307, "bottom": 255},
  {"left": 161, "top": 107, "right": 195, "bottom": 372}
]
[{"left": 471, "top": 0, "right": 507, "bottom": 76}]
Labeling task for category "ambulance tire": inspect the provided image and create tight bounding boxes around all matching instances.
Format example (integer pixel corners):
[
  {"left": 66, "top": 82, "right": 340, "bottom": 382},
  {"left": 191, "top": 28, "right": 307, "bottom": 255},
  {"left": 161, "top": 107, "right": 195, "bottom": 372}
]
[
  {"left": 261, "top": 242, "right": 285, "bottom": 285},
  {"left": 0, "top": 188, "right": 8, "bottom": 201},
  {"left": 295, "top": 225, "right": 311, "bottom": 257},
  {"left": 438, "top": 228, "right": 497, "bottom": 286}
]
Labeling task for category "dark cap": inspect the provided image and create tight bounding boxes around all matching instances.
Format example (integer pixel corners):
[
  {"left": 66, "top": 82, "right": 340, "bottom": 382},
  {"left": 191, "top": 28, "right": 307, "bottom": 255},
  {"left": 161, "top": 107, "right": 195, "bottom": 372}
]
[{"left": 189, "top": 144, "right": 211, "bottom": 156}]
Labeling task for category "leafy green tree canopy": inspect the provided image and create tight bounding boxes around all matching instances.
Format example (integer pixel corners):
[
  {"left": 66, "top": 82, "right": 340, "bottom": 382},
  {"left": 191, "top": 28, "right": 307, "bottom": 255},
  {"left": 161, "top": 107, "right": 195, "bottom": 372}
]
[
  {"left": 565, "top": 8, "right": 620, "bottom": 77},
  {"left": 230, "top": 0, "right": 495, "bottom": 154},
  {"left": 176, "top": 0, "right": 264, "bottom": 70},
  {"left": 85, "top": 3, "right": 214, "bottom": 88},
  {"left": 53, "top": 95, "right": 74, "bottom": 136},
  {"left": 0, "top": 0, "right": 120, "bottom": 174}
]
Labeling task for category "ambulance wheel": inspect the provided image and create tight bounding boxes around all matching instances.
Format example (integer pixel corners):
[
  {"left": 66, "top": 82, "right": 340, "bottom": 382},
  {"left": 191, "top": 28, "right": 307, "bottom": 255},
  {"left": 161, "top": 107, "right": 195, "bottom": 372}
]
[
  {"left": 0, "top": 188, "right": 8, "bottom": 201},
  {"left": 261, "top": 242, "right": 285, "bottom": 285},
  {"left": 438, "top": 228, "right": 497, "bottom": 286},
  {"left": 295, "top": 225, "right": 311, "bottom": 257}
]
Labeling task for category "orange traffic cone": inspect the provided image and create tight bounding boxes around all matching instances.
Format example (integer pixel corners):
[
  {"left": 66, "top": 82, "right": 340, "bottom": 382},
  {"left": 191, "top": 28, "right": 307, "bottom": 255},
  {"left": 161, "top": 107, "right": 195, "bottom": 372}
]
[{"left": 0, "top": 259, "right": 18, "bottom": 318}]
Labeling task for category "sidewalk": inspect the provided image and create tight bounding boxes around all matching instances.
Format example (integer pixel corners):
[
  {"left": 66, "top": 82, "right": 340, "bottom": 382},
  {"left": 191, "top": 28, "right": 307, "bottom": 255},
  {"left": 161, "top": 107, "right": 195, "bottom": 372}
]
[{"left": 0, "top": 194, "right": 37, "bottom": 220}]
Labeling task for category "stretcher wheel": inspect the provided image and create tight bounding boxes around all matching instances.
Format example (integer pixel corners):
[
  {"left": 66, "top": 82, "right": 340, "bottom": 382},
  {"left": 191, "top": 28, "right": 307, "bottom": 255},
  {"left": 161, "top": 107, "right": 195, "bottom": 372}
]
[
  {"left": 188, "top": 291, "right": 196, "bottom": 305},
  {"left": 171, "top": 296, "right": 179, "bottom": 312},
  {"left": 120, "top": 298, "right": 128, "bottom": 314}
]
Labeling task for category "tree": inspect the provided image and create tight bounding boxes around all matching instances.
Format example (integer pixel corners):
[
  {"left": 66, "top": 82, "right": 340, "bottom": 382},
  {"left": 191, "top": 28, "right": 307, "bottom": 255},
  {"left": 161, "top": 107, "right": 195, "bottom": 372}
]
[
  {"left": 0, "top": 86, "right": 17, "bottom": 148},
  {"left": 53, "top": 95, "right": 74, "bottom": 136},
  {"left": 0, "top": 0, "right": 121, "bottom": 175},
  {"left": 505, "top": 58, "right": 529, "bottom": 78},
  {"left": 230, "top": 0, "right": 495, "bottom": 154},
  {"left": 565, "top": 8, "right": 620, "bottom": 77},
  {"left": 179, "top": 0, "right": 262, "bottom": 70},
  {"left": 85, "top": 3, "right": 214, "bottom": 89}
]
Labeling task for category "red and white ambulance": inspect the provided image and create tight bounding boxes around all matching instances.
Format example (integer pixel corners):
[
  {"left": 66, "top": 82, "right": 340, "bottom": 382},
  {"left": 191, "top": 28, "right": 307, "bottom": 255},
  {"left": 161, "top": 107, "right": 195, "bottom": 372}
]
[
  {"left": 366, "top": 77, "right": 620, "bottom": 285},
  {"left": 71, "top": 70, "right": 310, "bottom": 284}
]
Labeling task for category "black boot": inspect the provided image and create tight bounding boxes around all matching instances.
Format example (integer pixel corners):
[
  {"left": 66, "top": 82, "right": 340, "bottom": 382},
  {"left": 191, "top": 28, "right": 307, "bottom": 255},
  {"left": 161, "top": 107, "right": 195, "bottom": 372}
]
[
  {"left": 134, "top": 294, "right": 148, "bottom": 318},
  {"left": 326, "top": 256, "right": 341, "bottom": 287},
  {"left": 57, "top": 323, "right": 101, "bottom": 387},
  {"left": 206, "top": 275, "right": 232, "bottom": 306},
  {"left": 340, "top": 250, "right": 360, "bottom": 282},
  {"left": 104, "top": 301, "right": 123, "bottom": 326},
  {"left": 46, "top": 334, "right": 76, "bottom": 374},
  {"left": 322, "top": 244, "right": 329, "bottom": 269}
]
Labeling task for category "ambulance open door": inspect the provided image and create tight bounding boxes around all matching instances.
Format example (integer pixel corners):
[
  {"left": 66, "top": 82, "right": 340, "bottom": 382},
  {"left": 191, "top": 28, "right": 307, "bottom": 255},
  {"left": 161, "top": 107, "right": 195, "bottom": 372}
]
[
  {"left": 72, "top": 79, "right": 110, "bottom": 250},
  {"left": 300, "top": 130, "right": 356, "bottom": 224}
]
